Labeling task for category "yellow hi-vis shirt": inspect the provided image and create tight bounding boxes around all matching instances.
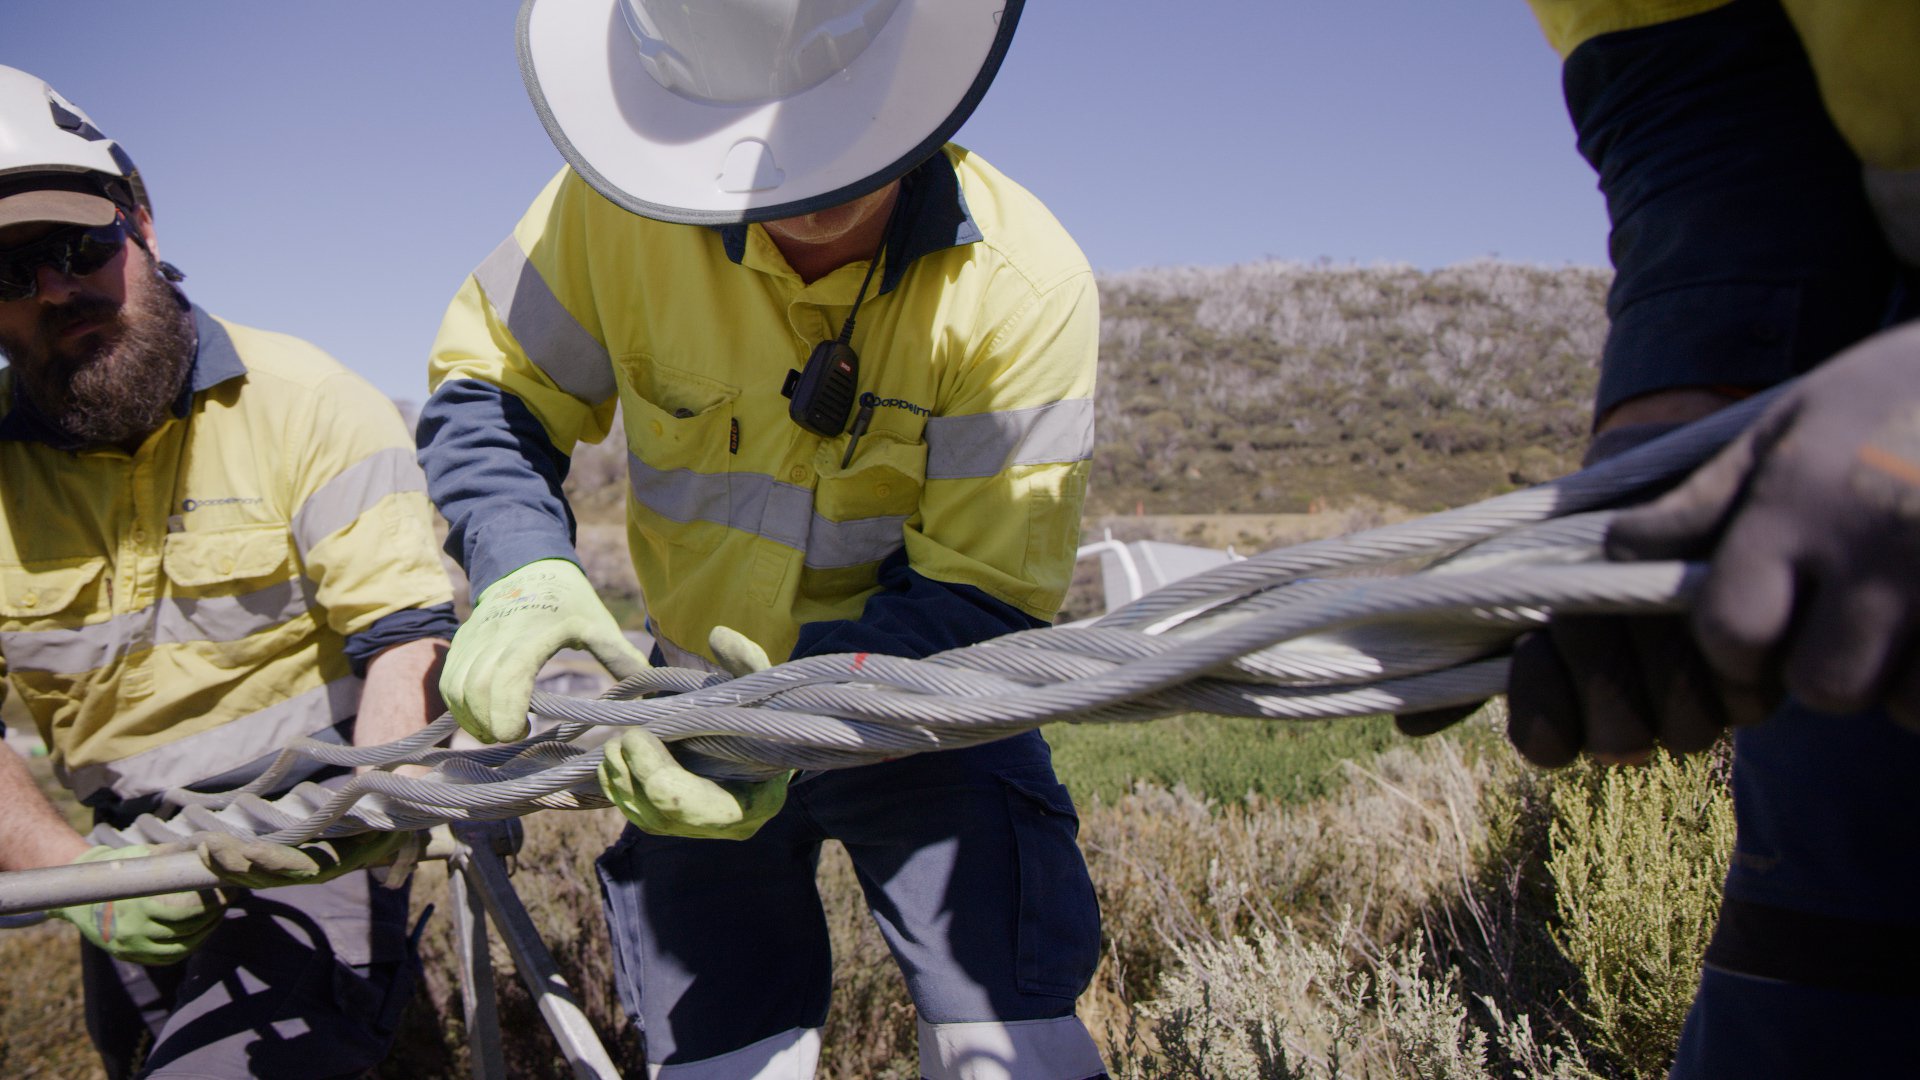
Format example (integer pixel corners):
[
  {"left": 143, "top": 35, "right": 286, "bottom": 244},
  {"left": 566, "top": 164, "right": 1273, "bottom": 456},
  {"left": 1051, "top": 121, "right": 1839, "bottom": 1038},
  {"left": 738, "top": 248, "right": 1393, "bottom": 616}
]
[
  {"left": 0, "top": 309, "right": 454, "bottom": 807},
  {"left": 428, "top": 145, "right": 1098, "bottom": 665}
]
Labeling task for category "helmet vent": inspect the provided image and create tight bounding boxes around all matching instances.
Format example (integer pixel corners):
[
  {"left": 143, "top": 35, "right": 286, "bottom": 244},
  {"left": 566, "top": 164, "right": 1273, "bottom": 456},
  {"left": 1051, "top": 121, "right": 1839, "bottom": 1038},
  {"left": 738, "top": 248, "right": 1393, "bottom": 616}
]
[{"left": 47, "top": 95, "right": 107, "bottom": 142}]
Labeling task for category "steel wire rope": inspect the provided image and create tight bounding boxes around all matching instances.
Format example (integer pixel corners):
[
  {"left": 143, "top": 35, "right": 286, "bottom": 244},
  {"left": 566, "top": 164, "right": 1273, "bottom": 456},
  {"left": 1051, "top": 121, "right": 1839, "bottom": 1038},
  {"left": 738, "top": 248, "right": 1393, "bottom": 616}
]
[{"left": 71, "top": 385, "right": 1770, "bottom": 853}]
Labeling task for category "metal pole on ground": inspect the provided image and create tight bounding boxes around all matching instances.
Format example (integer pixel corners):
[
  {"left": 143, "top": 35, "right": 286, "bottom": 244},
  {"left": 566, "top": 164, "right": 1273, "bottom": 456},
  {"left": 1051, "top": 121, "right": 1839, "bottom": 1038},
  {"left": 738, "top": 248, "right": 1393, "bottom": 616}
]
[{"left": 450, "top": 820, "right": 622, "bottom": 1080}]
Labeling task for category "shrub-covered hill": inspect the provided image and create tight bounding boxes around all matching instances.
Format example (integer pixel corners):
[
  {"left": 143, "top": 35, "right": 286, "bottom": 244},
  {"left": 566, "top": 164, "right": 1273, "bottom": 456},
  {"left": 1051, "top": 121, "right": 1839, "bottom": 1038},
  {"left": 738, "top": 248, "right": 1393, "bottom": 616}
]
[{"left": 1092, "top": 260, "right": 1610, "bottom": 516}]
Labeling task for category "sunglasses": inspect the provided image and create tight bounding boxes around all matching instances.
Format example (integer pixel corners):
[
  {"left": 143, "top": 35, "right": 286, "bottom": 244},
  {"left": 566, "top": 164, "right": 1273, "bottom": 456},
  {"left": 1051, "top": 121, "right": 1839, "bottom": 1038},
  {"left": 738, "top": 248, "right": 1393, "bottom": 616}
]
[{"left": 0, "top": 215, "right": 134, "bottom": 302}]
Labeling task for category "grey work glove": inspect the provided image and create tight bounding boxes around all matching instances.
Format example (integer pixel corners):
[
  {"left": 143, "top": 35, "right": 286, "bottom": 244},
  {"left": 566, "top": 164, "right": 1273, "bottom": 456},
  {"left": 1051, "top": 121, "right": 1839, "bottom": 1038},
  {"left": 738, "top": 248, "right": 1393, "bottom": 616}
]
[
  {"left": 1609, "top": 321, "right": 1920, "bottom": 721},
  {"left": 1490, "top": 320, "right": 1920, "bottom": 765}
]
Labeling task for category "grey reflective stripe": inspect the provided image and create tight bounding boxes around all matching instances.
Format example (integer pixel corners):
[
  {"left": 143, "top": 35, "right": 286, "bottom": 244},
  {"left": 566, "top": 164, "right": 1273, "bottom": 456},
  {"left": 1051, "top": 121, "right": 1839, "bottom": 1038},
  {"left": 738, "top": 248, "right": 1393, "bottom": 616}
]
[
  {"left": 1866, "top": 166, "right": 1920, "bottom": 268},
  {"left": 0, "top": 578, "right": 310, "bottom": 674},
  {"left": 292, "top": 447, "right": 428, "bottom": 556},
  {"left": 472, "top": 235, "right": 616, "bottom": 404},
  {"left": 803, "top": 510, "right": 907, "bottom": 569},
  {"left": 649, "top": 624, "right": 723, "bottom": 674},
  {"left": 63, "top": 676, "right": 362, "bottom": 803},
  {"left": 627, "top": 455, "right": 905, "bottom": 568},
  {"left": 925, "top": 398, "right": 1095, "bottom": 480}
]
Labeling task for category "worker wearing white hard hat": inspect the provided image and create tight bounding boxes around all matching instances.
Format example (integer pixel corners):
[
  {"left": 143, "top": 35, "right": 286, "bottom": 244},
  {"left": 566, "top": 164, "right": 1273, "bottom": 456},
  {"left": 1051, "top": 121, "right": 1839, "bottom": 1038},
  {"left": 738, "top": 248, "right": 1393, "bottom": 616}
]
[
  {"left": 419, "top": 1, "right": 1110, "bottom": 1076},
  {"left": 0, "top": 65, "right": 459, "bottom": 1078}
]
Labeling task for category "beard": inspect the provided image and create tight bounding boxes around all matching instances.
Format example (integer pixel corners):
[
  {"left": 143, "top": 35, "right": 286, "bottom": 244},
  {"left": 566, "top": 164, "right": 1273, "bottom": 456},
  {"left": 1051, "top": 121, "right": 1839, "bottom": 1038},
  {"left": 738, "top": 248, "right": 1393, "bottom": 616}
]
[{"left": 0, "top": 252, "right": 195, "bottom": 446}]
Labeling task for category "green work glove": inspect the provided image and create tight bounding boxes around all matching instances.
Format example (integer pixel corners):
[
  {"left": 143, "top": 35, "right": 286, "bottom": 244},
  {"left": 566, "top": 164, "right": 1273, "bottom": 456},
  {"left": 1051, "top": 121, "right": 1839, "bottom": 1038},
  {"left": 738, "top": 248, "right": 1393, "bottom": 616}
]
[
  {"left": 194, "top": 830, "right": 415, "bottom": 890},
  {"left": 442, "top": 558, "right": 651, "bottom": 743},
  {"left": 708, "top": 624, "right": 772, "bottom": 678},
  {"left": 596, "top": 625, "right": 789, "bottom": 840},
  {"left": 52, "top": 845, "right": 227, "bottom": 966}
]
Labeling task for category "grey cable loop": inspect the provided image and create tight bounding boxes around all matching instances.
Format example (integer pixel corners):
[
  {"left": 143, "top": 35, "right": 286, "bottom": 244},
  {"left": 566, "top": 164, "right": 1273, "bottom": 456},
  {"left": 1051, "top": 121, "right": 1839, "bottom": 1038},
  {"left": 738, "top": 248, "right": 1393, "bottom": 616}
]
[{"left": 85, "top": 386, "right": 1771, "bottom": 852}]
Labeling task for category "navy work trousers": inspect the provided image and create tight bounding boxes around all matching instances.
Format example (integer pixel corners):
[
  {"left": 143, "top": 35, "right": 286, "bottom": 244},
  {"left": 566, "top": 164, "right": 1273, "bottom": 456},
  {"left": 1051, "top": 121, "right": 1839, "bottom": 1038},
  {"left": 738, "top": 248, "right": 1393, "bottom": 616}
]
[{"left": 596, "top": 729, "right": 1102, "bottom": 1067}]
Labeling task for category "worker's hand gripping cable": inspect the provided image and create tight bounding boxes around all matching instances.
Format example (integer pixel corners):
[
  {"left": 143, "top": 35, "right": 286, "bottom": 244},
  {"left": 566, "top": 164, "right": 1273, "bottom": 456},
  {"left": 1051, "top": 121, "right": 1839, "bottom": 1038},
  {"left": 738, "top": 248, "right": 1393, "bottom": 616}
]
[
  {"left": 598, "top": 626, "right": 793, "bottom": 841},
  {"left": 441, "top": 558, "right": 653, "bottom": 744}
]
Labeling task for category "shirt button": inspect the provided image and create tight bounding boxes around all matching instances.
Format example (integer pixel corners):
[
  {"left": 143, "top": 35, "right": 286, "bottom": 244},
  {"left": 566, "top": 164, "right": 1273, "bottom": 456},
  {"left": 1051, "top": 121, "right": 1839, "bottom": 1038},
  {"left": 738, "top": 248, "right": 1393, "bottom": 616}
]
[
  {"left": 874, "top": 483, "right": 891, "bottom": 498},
  {"left": 131, "top": 528, "right": 145, "bottom": 543},
  {"left": 650, "top": 421, "right": 663, "bottom": 437},
  {"left": 19, "top": 592, "right": 36, "bottom": 609},
  {"left": 789, "top": 464, "right": 810, "bottom": 483},
  {"left": 219, "top": 557, "right": 236, "bottom": 574}
]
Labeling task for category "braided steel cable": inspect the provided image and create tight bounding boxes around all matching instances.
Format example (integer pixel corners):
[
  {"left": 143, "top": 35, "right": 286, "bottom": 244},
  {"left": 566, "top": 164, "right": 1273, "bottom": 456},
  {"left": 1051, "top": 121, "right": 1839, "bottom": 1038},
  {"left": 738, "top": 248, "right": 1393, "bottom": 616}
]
[{"left": 82, "top": 389, "right": 1774, "bottom": 852}]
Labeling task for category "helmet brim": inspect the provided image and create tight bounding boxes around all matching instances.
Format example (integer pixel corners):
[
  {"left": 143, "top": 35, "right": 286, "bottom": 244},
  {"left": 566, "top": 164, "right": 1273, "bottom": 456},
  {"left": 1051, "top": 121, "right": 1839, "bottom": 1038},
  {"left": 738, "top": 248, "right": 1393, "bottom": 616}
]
[
  {"left": 0, "top": 185, "right": 118, "bottom": 230},
  {"left": 518, "top": 0, "right": 1022, "bottom": 225}
]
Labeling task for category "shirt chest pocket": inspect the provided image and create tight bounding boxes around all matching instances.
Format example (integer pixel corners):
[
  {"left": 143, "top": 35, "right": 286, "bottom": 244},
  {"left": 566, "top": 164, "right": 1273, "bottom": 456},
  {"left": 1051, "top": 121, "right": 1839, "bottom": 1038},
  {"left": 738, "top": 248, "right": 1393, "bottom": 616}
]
[
  {"left": 160, "top": 525, "right": 309, "bottom": 669},
  {"left": 0, "top": 558, "right": 108, "bottom": 623},
  {"left": 0, "top": 558, "right": 109, "bottom": 724},
  {"left": 619, "top": 357, "right": 740, "bottom": 555},
  {"left": 810, "top": 431, "right": 927, "bottom": 568},
  {"left": 0, "top": 558, "right": 111, "bottom": 676}
]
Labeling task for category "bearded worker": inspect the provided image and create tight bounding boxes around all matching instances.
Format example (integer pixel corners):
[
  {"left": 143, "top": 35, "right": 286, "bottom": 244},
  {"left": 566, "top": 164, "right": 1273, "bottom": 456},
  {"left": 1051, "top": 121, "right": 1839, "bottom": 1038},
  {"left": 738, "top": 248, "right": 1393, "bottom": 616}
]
[
  {"left": 0, "top": 67, "right": 458, "bottom": 1078},
  {"left": 416, "top": 1, "right": 1107, "bottom": 1076}
]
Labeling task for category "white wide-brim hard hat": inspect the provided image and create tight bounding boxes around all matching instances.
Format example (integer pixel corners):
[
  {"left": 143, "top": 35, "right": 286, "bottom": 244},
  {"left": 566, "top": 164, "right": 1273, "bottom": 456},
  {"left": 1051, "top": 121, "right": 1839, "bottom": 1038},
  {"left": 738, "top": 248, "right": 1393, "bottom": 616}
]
[{"left": 517, "top": 0, "right": 1024, "bottom": 225}]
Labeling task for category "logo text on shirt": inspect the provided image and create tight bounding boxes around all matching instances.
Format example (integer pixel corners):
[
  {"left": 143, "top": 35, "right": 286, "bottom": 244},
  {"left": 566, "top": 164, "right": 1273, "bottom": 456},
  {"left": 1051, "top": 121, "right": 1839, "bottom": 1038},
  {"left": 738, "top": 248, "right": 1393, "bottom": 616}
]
[
  {"left": 181, "top": 496, "right": 263, "bottom": 513},
  {"left": 858, "top": 391, "right": 930, "bottom": 418}
]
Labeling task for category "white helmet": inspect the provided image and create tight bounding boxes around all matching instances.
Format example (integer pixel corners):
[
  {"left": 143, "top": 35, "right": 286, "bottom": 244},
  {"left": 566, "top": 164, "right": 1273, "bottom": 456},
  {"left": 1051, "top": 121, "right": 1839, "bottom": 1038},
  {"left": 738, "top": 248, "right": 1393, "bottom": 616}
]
[
  {"left": 518, "top": 0, "right": 1024, "bottom": 224},
  {"left": 0, "top": 65, "right": 148, "bottom": 230}
]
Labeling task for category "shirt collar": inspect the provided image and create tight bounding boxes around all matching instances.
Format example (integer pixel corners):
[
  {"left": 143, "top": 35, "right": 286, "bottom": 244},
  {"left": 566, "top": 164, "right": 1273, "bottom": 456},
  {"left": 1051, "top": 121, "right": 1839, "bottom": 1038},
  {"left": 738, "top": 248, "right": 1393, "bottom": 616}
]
[
  {"left": 712, "top": 149, "right": 982, "bottom": 296},
  {"left": 0, "top": 298, "right": 244, "bottom": 449}
]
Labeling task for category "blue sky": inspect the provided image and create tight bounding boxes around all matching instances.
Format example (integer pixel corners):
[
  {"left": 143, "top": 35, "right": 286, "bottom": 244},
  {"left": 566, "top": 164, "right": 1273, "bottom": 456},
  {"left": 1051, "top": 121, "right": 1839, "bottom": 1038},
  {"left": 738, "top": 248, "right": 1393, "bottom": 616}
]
[{"left": 5, "top": 2, "right": 1609, "bottom": 403}]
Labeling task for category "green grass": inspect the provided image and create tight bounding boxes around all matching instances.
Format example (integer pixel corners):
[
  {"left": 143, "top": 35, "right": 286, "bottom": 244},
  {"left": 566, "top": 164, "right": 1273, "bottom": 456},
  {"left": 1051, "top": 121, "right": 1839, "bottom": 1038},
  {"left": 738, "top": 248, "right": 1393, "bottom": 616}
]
[
  {"left": 1045, "top": 706, "right": 1510, "bottom": 809},
  {"left": 1044, "top": 712, "right": 1404, "bottom": 807}
]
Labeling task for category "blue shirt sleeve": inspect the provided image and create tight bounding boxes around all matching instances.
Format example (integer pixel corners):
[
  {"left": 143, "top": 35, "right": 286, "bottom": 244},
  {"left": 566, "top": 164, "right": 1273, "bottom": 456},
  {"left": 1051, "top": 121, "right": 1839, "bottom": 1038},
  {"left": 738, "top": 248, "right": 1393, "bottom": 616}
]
[
  {"left": 342, "top": 603, "right": 460, "bottom": 677},
  {"left": 415, "top": 379, "right": 580, "bottom": 598},
  {"left": 790, "top": 549, "right": 1046, "bottom": 661},
  {"left": 1562, "top": 0, "right": 1899, "bottom": 419}
]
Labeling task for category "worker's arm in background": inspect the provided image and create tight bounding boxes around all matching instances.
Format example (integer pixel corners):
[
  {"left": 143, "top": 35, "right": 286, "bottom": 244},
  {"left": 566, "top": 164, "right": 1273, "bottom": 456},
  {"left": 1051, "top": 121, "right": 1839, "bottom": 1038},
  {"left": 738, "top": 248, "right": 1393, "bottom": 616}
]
[
  {"left": 1481, "top": 0, "right": 1913, "bottom": 763},
  {"left": 417, "top": 170, "right": 646, "bottom": 744},
  {"left": 287, "top": 357, "right": 460, "bottom": 743},
  {"left": 0, "top": 712, "right": 89, "bottom": 871},
  {"left": 791, "top": 267, "right": 1100, "bottom": 661},
  {"left": 353, "top": 637, "right": 448, "bottom": 775},
  {"left": 0, "top": 650, "right": 87, "bottom": 869}
]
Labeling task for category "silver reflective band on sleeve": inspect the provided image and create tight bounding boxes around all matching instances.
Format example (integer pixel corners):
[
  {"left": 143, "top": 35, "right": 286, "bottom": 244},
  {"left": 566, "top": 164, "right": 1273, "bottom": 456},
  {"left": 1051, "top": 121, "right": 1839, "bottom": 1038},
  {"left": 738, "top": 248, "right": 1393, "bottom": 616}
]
[
  {"left": 925, "top": 398, "right": 1095, "bottom": 480},
  {"left": 0, "top": 578, "right": 311, "bottom": 674},
  {"left": 61, "top": 676, "right": 363, "bottom": 804},
  {"left": 1866, "top": 166, "right": 1920, "bottom": 268},
  {"left": 917, "top": 1016, "right": 1106, "bottom": 1080},
  {"left": 650, "top": 624, "right": 723, "bottom": 674},
  {"left": 650, "top": 1025, "right": 821, "bottom": 1079},
  {"left": 472, "top": 235, "right": 617, "bottom": 405},
  {"left": 627, "top": 455, "right": 906, "bottom": 569},
  {"left": 292, "top": 447, "right": 429, "bottom": 557}
]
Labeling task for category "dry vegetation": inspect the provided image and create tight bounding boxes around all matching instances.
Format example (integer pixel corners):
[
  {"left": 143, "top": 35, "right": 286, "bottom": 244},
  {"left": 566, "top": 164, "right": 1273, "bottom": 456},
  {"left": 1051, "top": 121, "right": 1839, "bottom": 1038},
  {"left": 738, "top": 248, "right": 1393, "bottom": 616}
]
[{"left": 0, "top": 716, "right": 1733, "bottom": 1080}]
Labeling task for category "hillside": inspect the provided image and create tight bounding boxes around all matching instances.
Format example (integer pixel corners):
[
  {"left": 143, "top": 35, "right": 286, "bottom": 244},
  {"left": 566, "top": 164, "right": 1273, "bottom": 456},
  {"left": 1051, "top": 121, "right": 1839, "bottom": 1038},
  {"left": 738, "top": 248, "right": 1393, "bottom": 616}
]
[{"left": 1090, "top": 259, "right": 1609, "bottom": 516}]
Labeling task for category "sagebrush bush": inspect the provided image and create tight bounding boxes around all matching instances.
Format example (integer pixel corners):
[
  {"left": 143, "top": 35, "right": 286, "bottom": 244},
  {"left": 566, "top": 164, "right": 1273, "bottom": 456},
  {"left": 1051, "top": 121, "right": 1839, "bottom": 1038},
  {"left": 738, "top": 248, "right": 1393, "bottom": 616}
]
[{"left": 1546, "top": 750, "right": 1734, "bottom": 1079}]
